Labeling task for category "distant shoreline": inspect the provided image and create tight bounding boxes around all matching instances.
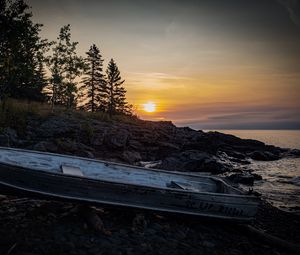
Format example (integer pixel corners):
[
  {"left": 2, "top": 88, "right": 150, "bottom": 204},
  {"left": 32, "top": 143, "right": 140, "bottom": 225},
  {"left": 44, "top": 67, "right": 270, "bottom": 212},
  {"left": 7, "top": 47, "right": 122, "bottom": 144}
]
[{"left": 203, "top": 130, "right": 300, "bottom": 150}]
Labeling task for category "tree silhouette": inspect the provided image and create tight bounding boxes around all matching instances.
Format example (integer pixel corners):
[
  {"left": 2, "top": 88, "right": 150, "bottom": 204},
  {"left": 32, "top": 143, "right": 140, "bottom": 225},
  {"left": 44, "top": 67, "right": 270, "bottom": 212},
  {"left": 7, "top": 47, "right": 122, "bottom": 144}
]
[
  {"left": 47, "top": 25, "right": 85, "bottom": 108},
  {"left": 106, "top": 59, "right": 131, "bottom": 116},
  {"left": 0, "top": 1, "right": 134, "bottom": 116},
  {"left": 0, "top": 0, "right": 50, "bottom": 102},
  {"left": 80, "top": 44, "right": 106, "bottom": 112}
]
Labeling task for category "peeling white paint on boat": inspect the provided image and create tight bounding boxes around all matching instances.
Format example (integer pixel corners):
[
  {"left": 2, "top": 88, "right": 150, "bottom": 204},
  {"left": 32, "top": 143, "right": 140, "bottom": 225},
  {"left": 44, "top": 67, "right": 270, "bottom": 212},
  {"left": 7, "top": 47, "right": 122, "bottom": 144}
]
[{"left": 0, "top": 147, "right": 218, "bottom": 192}]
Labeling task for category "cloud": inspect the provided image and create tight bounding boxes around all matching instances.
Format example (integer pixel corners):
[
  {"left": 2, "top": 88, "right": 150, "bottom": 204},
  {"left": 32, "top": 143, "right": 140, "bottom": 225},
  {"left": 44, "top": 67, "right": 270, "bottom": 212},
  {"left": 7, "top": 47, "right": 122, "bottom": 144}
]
[
  {"left": 277, "top": 0, "right": 300, "bottom": 28},
  {"left": 164, "top": 103, "right": 300, "bottom": 130}
]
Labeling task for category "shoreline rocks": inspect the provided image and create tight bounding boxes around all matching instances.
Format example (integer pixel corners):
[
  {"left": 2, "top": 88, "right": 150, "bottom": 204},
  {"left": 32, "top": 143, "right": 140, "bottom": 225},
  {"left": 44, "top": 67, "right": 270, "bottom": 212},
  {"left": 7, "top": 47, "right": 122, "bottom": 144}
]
[{"left": 1, "top": 113, "right": 298, "bottom": 176}]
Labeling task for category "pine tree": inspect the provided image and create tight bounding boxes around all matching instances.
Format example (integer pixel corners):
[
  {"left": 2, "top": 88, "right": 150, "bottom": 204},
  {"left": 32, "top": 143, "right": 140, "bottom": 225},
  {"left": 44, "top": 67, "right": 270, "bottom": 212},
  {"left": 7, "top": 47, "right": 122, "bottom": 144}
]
[
  {"left": 32, "top": 58, "right": 48, "bottom": 101},
  {"left": 106, "top": 59, "right": 131, "bottom": 116},
  {"left": 0, "top": 0, "right": 51, "bottom": 102},
  {"left": 80, "top": 44, "right": 106, "bottom": 112},
  {"left": 47, "top": 25, "right": 85, "bottom": 108}
]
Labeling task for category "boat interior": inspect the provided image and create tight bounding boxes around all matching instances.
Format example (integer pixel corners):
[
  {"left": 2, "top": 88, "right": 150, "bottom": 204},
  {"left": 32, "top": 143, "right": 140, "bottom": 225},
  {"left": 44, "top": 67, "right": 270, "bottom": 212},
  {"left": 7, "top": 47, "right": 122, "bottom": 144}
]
[{"left": 0, "top": 148, "right": 240, "bottom": 194}]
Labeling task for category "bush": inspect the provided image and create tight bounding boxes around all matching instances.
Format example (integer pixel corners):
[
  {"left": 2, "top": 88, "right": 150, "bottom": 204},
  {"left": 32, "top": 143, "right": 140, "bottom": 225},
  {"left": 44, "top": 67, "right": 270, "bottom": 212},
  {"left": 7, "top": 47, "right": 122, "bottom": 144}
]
[
  {"left": 0, "top": 99, "right": 53, "bottom": 136},
  {"left": 0, "top": 98, "right": 140, "bottom": 137}
]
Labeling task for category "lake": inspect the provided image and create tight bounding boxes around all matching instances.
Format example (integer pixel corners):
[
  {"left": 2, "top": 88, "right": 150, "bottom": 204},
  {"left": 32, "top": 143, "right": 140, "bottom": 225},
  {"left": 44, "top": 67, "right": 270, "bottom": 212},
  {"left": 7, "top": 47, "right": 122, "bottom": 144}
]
[{"left": 212, "top": 130, "right": 300, "bottom": 214}]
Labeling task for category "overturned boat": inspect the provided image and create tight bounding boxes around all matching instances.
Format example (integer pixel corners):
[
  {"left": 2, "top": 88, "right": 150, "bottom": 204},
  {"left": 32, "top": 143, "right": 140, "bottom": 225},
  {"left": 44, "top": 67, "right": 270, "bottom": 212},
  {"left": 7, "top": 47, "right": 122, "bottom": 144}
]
[{"left": 0, "top": 147, "right": 259, "bottom": 221}]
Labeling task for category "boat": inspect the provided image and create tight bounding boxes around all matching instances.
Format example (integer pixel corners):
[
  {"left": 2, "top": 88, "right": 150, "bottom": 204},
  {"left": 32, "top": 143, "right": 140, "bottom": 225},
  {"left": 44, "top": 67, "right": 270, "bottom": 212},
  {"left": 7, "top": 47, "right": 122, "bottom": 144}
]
[{"left": 0, "top": 146, "right": 260, "bottom": 221}]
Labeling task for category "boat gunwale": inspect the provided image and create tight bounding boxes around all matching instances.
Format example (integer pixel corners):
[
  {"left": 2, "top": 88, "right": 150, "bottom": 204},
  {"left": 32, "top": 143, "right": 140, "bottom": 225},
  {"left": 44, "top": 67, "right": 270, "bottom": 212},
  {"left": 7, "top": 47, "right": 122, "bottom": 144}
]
[{"left": 0, "top": 160, "right": 259, "bottom": 202}]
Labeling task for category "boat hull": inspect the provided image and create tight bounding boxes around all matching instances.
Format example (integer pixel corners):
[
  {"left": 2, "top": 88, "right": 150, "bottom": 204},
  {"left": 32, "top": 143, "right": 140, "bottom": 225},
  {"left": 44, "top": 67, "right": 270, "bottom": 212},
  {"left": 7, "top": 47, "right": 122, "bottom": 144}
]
[{"left": 0, "top": 163, "right": 259, "bottom": 221}]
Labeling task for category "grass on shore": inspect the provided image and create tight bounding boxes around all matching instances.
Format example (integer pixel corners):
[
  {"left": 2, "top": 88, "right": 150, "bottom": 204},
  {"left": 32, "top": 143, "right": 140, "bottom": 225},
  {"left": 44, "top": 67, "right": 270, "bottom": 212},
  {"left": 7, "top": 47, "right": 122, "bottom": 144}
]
[{"left": 0, "top": 98, "right": 140, "bottom": 136}]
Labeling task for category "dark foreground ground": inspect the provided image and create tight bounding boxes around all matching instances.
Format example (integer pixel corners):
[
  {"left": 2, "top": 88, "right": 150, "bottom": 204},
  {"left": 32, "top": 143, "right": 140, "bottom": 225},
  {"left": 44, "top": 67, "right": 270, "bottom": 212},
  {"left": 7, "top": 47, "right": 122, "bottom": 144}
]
[
  {"left": 0, "top": 194, "right": 299, "bottom": 255},
  {"left": 1, "top": 111, "right": 300, "bottom": 254}
]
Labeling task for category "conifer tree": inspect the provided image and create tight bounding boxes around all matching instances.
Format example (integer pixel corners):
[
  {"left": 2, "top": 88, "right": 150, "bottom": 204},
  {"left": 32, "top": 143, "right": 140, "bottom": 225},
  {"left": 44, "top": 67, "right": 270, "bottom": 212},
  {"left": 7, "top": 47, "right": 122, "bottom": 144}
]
[
  {"left": 0, "top": 0, "right": 51, "bottom": 102},
  {"left": 106, "top": 59, "right": 131, "bottom": 116},
  {"left": 32, "top": 55, "right": 48, "bottom": 101},
  {"left": 48, "top": 25, "right": 85, "bottom": 108},
  {"left": 80, "top": 44, "right": 106, "bottom": 112}
]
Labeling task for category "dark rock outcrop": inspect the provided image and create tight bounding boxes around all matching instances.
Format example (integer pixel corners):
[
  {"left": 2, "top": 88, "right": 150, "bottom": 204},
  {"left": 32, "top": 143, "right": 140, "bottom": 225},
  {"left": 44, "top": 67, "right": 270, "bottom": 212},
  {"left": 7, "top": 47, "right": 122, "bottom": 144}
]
[
  {"left": 248, "top": 151, "right": 280, "bottom": 161},
  {"left": 158, "top": 150, "right": 228, "bottom": 174},
  {"left": 227, "top": 173, "right": 263, "bottom": 185},
  {"left": 0, "top": 127, "right": 18, "bottom": 146},
  {"left": 5, "top": 112, "right": 297, "bottom": 174},
  {"left": 0, "top": 134, "right": 9, "bottom": 146}
]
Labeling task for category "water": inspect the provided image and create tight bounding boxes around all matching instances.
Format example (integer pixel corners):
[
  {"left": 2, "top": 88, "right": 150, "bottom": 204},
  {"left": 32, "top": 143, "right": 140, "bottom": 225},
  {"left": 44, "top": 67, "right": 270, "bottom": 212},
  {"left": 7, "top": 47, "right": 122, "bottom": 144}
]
[
  {"left": 216, "top": 130, "right": 300, "bottom": 213},
  {"left": 217, "top": 130, "right": 300, "bottom": 149}
]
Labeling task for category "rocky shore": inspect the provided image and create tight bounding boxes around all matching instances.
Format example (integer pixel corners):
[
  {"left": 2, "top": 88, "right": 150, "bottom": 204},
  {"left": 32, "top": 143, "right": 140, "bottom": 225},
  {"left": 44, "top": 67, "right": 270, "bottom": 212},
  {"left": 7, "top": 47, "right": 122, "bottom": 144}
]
[
  {"left": 1, "top": 111, "right": 297, "bottom": 172},
  {"left": 0, "top": 111, "right": 300, "bottom": 254}
]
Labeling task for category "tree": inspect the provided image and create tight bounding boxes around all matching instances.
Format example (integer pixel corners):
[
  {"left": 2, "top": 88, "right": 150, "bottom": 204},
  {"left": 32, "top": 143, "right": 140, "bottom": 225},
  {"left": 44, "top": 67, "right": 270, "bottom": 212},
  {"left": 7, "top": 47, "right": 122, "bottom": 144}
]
[
  {"left": 106, "top": 59, "right": 131, "bottom": 116},
  {"left": 47, "top": 25, "right": 85, "bottom": 108},
  {"left": 80, "top": 44, "right": 106, "bottom": 112},
  {"left": 0, "top": 0, "right": 50, "bottom": 102}
]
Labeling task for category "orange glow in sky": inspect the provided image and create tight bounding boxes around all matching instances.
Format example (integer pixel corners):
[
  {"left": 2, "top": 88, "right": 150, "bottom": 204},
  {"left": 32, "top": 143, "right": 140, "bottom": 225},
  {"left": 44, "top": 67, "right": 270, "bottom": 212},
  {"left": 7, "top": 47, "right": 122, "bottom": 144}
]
[{"left": 29, "top": 0, "right": 300, "bottom": 129}]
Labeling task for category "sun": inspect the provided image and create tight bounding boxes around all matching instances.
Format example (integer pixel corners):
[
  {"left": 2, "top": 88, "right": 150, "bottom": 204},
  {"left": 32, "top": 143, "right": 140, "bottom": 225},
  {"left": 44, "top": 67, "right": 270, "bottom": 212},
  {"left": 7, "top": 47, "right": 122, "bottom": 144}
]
[{"left": 143, "top": 101, "right": 156, "bottom": 113}]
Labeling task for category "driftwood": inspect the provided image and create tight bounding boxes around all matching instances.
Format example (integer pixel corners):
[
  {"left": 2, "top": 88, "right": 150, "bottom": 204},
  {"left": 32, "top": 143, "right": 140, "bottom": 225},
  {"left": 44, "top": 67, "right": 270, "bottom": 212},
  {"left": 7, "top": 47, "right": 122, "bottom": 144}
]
[
  {"left": 79, "top": 206, "right": 111, "bottom": 235},
  {"left": 6, "top": 243, "right": 17, "bottom": 255},
  {"left": 243, "top": 225, "right": 300, "bottom": 254},
  {"left": 6, "top": 198, "right": 33, "bottom": 204},
  {"left": 59, "top": 205, "right": 79, "bottom": 219}
]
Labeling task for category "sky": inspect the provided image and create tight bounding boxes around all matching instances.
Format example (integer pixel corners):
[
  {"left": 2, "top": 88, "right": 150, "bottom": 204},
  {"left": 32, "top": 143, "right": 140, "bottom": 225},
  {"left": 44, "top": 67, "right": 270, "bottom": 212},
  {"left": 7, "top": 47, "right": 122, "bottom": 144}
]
[{"left": 27, "top": 0, "right": 300, "bottom": 130}]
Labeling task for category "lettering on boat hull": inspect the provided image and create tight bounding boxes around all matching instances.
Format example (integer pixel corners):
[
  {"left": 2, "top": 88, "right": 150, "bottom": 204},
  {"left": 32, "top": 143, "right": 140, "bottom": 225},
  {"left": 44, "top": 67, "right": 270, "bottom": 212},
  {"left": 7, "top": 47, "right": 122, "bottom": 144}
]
[{"left": 185, "top": 200, "right": 244, "bottom": 217}]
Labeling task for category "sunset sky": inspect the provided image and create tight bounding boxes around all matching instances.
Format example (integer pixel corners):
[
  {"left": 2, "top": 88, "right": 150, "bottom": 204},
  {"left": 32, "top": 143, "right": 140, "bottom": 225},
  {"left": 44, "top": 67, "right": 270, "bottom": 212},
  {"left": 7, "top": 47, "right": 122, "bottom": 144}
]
[{"left": 28, "top": 0, "right": 300, "bottom": 129}]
